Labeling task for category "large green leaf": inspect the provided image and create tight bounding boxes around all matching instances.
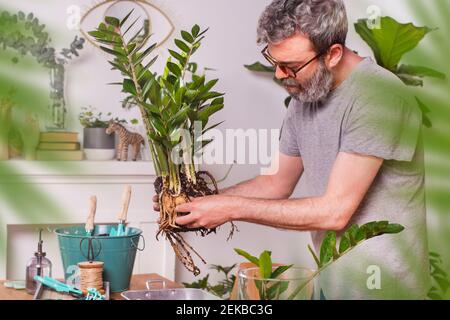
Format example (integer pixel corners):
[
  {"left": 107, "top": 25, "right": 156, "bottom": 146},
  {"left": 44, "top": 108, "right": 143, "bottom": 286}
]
[
  {"left": 244, "top": 62, "right": 275, "bottom": 73},
  {"left": 397, "top": 64, "right": 446, "bottom": 80},
  {"left": 105, "top": 16, "right": 120, "bottom": 27},
  {"left": 354, "top": 16, "right": 433, "bottom": 71},
  {"left": 319, "top": 231, "right": 336, "bottom": 267},
  {"left": 259, "top": 251, "right": 273, "bottom": 279},
  {"left": 234, "top": 248, "right": 259, "bottom": 266}
]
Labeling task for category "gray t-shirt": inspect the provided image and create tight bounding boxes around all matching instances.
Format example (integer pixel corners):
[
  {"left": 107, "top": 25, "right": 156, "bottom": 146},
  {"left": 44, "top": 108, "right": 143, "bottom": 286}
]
[{"left": 279, "top": 58, "right": 429, "bottom": 299}]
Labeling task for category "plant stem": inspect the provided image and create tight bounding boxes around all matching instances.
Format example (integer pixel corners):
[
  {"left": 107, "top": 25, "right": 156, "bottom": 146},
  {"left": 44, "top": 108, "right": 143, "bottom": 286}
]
[{"left": 117, "top": 27, "right": 162, "bottom": 176}]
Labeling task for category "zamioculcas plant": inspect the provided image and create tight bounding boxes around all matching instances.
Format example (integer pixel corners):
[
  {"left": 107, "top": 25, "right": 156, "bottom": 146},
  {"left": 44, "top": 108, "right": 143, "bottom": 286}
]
[
  {"left": 234, "top": 221, "right": 404, "bottom": 300},
  {"left": 288, "top": 221, "right": 405, "bottom": 300},
  {"left": 183, "top": 264, "right": 237, "bottom": 299},
  {"left": 89, "top": 11, "right": 236, "bottom": 275},
  {"left": 235, "top": 248, "right": 293, "bottom": 300}
]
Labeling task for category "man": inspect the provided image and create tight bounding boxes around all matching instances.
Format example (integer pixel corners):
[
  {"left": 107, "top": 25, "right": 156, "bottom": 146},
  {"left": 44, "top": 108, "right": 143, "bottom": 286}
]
[{"left": 154, "top": 0, "right": 429, "bottom": 299}]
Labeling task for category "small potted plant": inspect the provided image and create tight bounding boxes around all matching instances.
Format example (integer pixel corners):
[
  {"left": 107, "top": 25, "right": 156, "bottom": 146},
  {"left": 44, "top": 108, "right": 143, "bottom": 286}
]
[{"left": 79, "top": 106, "right": 127, "bottom": 161}]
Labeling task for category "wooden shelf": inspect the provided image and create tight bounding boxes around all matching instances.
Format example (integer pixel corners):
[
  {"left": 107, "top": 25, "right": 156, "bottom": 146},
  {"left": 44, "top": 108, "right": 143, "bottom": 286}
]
[{"left": 0, "top": 160, "right": 156, "bottom": 176}]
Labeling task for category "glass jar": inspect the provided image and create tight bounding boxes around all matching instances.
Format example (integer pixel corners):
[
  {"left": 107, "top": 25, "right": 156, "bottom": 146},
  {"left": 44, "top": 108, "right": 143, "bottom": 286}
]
[
  {"left": 237, "top": 266, "right": 316, "bottom": 300},
  {"left": 25, "top": 254, "right": 52, "bottom": 295}
]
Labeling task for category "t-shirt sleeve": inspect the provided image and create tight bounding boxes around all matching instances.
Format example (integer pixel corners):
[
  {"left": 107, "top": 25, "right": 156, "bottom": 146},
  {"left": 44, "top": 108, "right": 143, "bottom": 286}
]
[
  {"left": 340, "top": 94, "right": 422, "bottom": 162},
  {"left": 279, "top": 103, "right": 301, "bottom": 157}
]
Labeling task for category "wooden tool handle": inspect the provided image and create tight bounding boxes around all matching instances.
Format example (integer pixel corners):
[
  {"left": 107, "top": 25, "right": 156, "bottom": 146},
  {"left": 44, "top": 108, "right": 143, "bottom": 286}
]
[
  {"left": 85, "top": 196, "right": 97, "bottom": 232},
  {"left": 118, "top": 185, "right": 132, "bottom": 221}
]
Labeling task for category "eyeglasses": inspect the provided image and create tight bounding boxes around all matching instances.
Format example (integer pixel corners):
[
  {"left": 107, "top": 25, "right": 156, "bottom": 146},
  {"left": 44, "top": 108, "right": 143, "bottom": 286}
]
[{"left": 261, "top": 45, "right": 324, "bottom": 79}]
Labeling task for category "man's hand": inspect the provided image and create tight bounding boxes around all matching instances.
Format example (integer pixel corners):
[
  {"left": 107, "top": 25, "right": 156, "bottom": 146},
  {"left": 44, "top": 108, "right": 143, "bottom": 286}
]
[{"left": 175, "top": 195, "right": 237, "bottom": 230}]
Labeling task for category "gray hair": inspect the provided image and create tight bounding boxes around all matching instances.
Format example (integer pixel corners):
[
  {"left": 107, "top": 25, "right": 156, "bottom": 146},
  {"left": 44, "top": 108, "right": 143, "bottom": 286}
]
[{"left": 257, "top": 0, "right": 348, "bottom": 53}]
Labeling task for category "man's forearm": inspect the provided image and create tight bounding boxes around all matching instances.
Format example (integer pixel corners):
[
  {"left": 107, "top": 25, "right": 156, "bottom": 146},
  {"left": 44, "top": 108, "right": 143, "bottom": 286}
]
[
  {"left": 220, "top": 175, "right": 291, "bottom": 200},
  {"left": 229, "top": 196, "right": 347, "bottom": 231}
]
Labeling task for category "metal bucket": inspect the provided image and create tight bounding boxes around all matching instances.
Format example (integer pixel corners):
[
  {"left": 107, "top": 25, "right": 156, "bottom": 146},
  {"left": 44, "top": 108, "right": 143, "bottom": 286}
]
[{"left": 55, "top": 225, "right": 144, "bottom": 293}]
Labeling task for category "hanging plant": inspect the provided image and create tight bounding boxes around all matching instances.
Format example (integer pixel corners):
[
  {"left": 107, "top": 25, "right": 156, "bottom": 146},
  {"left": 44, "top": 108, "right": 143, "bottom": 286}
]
[
  {"left": 89, "top": 11, "right": 236, "bottom": 275},
  {"left": 0, "top": 10, "right": 85, "bottom": 129}
]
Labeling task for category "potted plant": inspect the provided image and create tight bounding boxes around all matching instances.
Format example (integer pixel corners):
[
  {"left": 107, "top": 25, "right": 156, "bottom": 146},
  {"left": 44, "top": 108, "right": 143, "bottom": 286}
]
[
  {"left": 233, "top": 221, "right": 405, "bottom": 300},
  {"left": 89, "top": 12, "right": 236, "bottom": 275},
  {"left": 79, "top": 106, "right": 128, "bottom": 161}
]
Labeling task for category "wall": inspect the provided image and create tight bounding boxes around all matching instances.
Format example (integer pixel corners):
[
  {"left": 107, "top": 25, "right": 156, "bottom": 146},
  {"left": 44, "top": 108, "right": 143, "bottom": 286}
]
[{"left": 0, "top": 0, "right": 422, "bottom": 285}]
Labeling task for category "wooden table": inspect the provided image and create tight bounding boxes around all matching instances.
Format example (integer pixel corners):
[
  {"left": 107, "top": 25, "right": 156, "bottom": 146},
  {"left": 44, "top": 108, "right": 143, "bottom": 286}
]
[{"left": 0, "top": 274, "right": 183, "bottom": 300}]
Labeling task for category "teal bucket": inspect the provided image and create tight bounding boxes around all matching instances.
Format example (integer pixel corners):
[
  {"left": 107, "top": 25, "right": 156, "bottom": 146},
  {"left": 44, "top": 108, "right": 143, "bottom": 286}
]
[{"left": 55, "top": 225, "right": 144, "bottom": 293}]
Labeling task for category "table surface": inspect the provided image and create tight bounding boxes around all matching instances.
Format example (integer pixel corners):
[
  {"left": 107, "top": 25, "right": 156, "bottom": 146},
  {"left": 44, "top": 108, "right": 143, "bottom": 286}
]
[{"left": 0, "top": 274, "right": 183, "bottom": 300}]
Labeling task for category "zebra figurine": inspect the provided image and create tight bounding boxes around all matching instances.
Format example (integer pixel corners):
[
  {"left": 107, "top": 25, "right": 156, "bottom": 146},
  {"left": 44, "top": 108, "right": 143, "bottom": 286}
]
[{"left": 106, "top": 121, "right": 145, "bottom": 161}]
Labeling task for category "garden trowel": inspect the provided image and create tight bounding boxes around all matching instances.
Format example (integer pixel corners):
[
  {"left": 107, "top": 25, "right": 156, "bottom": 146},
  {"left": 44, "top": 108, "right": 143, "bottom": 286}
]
[
  {"left": 85, "top": 196, "right": 97, "bottom": 236},
  {"left": 110, "top": 185, "right": 132, "bottom": 236}
]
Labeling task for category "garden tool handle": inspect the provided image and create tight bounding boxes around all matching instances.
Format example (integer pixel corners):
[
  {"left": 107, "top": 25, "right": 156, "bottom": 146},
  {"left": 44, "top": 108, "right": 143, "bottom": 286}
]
[
  {"left": 118, "top": 185, "right": 132, "bottom": 222},
  {"left": 85, "top": 196, "right": 97, "bottom": 233}
]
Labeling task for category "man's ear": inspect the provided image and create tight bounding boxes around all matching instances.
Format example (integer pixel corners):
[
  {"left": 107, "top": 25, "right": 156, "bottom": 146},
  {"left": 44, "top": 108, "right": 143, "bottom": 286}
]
[{"left": 325, "top": 44, "right": 344, "bottom": 68}]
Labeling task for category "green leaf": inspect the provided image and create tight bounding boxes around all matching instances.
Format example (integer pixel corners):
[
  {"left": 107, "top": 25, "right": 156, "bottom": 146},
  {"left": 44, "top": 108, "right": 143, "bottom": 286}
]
[
  {"left": 354, "top": 17, "right": 433, "bottom": 71},
  {"left": 167, "top": 62, "right": 182, "bottom": 77},
  {"left": 181, "top": 30, "right": 194, "bottom": 43},
  {"left": 105, "top": 16, "right": 120, "bottom": 27},
  {"left": 143, "top": 103, "right": 160, "bottom": 115},
  {"left": 319, "top": 231, "right": 336, "bottom": 267},
  {"left": 94, "top": 38, "right": 122, "bottom": 46},
  {"left": 123, "top": 16, "right": 141, "bottom": 37},
  {"left": 199, "top": 91, "right": 224, "bottom": 102},
  {"left": 382, "top": 223, "right": 405, "bottom": 234},
  {"left": 198, "top": 104, "right": 224, "bottom": 122},
  {"left": 338, "top": 234, "right": 351, "bottom": 254},
  {"left": 397, "top": 64, "right": 446, "bottom": 80},
  {"left": 122, "top": 79, "right": 137, "bottom": 95},
  {"left": 99, "top": 46, "right": 126, "bottom": 58},
  {"left": 271, "top": 265, "right": 293, "bottom": 279},
  {"left": 120, "top": 9, "right": 134, "bottom": 27},
  {"left": 134, "top": 43, "right": 157, "bottom": 66},
  {"left": 416, "top": 98, "right": 432, "bottom": 128},
  {"left": 191, "top": 24, "right": 200, "bottom": 37},
  {"left": 203, "top": 121, "right": 225, "bottom": 134},
  {"left": 267, "top": 281, "right": 289, "bottom": 300},
  {"left": 187, "top": 62, "right": 198, "bottom": 74},
  {"left": 108, "top": 61, "right": 130, "bottom": 76},
  {"left": 244, "top": 62, "right": 275, "bottom": 73},
  {"left": 307, "top": 244, "right": 320, "bottom": 267},
  {"left": 142, "top": 77, "right": 155, "bottom": 99},
  {"left": 150, "top": 117, "right": 167, "bottom": 136},
  {"left": 168, "top": 49, "right": 187, "bottom": 65},
  {"left": 259, "top": 251, "right": 273, "bottom": 279},
  {"left": 88, "top": 30, "right": 107, "bottom": 39},
  {"left": 169, "top": 106, "right": 190, "bottom": 127},
  {"left": 197, "top": 27, "right": 209, "bottom": 38},
  {"left": 234, "top": 248, "right": 259, "bottom": 266},
  {"left": 200, "top": 79, "right": 219, "bottom": 95},
  {"left": 175, "top": 39, "right": 191, "bottom": 53}
]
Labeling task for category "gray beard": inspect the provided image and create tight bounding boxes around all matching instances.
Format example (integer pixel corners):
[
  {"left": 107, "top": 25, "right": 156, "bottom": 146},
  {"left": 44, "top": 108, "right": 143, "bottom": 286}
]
[{"left": 282, "top": 60, "right": 334, "bottom": 104}]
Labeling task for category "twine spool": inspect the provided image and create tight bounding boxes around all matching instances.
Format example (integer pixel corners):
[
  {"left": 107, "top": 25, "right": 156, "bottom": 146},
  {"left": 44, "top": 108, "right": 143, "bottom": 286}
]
[{"left": 78, "top": 261, "right": 104, "bottom": 292}]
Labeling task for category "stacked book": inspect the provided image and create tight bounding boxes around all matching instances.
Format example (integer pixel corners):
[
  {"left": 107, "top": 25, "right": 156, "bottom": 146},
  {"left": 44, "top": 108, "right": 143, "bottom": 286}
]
[{"left": 36, "top": 132, "right": 83, "bottom": 161}]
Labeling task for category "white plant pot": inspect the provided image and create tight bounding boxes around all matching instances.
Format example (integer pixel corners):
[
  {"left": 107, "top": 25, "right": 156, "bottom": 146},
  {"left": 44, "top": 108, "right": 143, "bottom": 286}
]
[{"left": 84, "top": 148, "right": 116, "bottom": 161}]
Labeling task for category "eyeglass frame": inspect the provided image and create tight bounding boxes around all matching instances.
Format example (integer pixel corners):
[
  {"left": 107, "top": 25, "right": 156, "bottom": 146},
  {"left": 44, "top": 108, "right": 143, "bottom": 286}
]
[{"left": 261, "top": 45, "right": 326, "bottom": 78}]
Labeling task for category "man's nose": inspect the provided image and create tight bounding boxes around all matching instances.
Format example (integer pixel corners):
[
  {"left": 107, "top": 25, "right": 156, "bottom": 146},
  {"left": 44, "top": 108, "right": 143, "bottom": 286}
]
[{"left": 274, "top": 65, "right": 289, "bottom": 80}]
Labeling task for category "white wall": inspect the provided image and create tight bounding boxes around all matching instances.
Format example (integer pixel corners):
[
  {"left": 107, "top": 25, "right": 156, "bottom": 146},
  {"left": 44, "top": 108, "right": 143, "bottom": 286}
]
[{"left": 0, "top": 0, "right": 420, "bottom": 284}]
